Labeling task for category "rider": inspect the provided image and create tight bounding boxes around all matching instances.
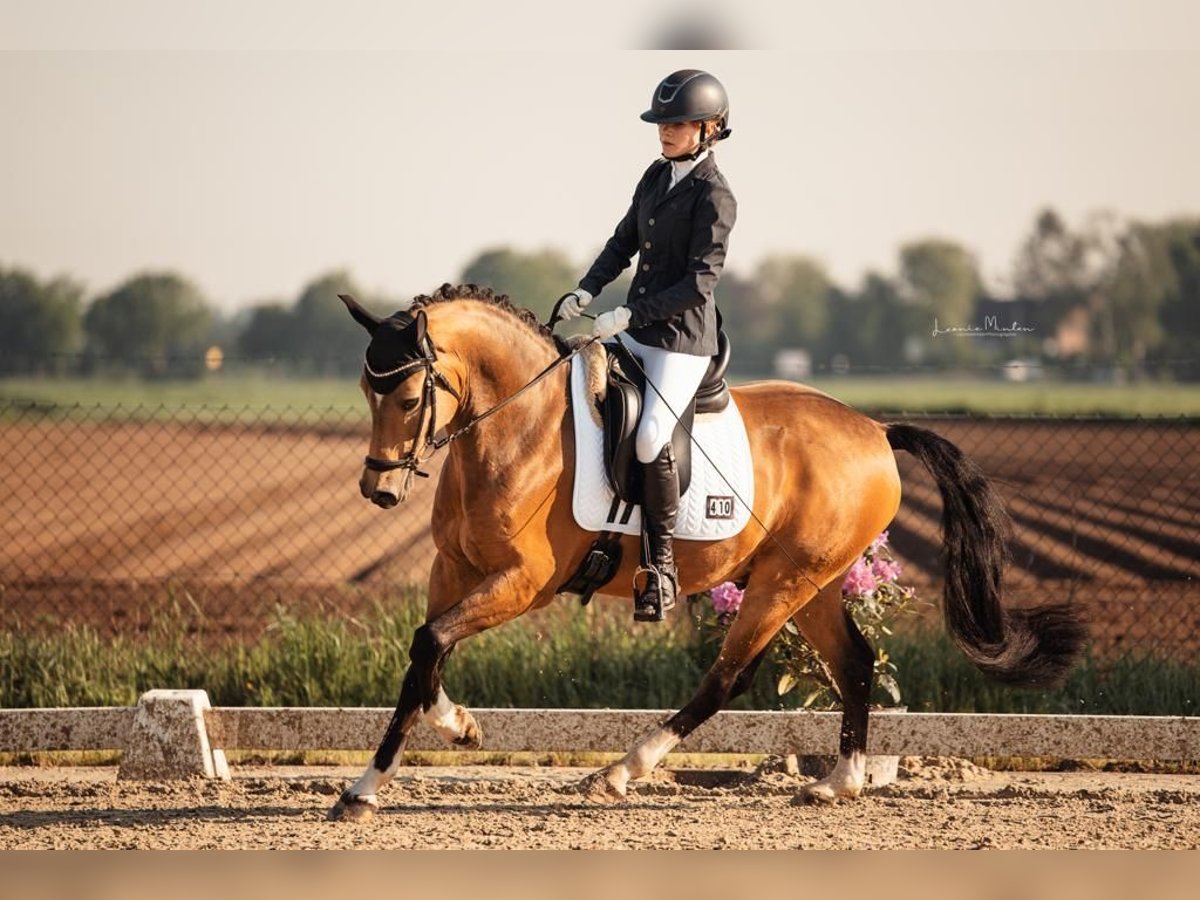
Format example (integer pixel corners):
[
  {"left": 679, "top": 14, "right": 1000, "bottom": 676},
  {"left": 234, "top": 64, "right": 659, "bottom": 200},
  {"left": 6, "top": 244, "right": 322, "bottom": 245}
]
[{"left": 558, "top": 69, "right": 737, "bottom": 623}]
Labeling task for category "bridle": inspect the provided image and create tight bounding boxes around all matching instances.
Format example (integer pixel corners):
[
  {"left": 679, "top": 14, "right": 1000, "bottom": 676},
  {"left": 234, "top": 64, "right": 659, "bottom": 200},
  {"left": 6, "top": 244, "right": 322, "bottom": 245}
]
[
  {"left": 362, "top": 324, "right": 596, "bottom": 482},
  {"left": 362, "top": 331, "right": 462, "bottom": 480}
]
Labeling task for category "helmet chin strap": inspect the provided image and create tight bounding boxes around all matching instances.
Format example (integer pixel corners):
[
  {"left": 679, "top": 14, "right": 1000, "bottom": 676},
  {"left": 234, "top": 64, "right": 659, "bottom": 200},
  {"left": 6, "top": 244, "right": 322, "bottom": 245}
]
[{"left": 662, "top": 120, "right": 732, "bottom": 161}]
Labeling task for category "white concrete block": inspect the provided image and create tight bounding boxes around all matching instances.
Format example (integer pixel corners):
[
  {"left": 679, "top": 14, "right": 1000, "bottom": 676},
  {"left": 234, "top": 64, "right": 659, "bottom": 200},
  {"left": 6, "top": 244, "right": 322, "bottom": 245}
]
[{"left": 118, "top": 689, "right": 229, "bottom": 781}]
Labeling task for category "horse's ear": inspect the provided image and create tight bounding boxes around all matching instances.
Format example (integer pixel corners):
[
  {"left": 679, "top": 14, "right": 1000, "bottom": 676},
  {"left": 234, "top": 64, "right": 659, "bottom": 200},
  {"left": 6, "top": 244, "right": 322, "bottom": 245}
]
[
  {"left": 339, "top": 293, "right": 381, "bottom": 334},
  {"left": 413, "top": 309, "right": 427, "bottom": 344}
]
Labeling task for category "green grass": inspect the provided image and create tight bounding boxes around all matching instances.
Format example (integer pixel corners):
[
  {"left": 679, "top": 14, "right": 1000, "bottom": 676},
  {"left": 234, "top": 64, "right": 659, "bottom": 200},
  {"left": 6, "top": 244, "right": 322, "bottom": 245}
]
[
  {"left": 2, "top": 601, "right": 1196, "bottom": 717},
  {"left": 887, "top": 629, "right": 1200, "bottom": 716},
  {"left": 0, "top": 373, "right": 364, "bottom": 422},
  {"left": 0, "top": 596, "right": 708, "bottom": 710},
  {"left": 802, "top": 375, "right": 1200, "bottom": 417},
  {"left": 3, "top": 372, "right": 1198, "bottom": 419}
]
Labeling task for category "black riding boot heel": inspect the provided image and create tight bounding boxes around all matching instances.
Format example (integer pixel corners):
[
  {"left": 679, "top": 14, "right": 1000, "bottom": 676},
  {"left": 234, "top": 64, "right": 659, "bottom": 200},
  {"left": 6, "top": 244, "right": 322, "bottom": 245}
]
[{"left": 633, "top": 444, "right": 680, "bottom": 623}]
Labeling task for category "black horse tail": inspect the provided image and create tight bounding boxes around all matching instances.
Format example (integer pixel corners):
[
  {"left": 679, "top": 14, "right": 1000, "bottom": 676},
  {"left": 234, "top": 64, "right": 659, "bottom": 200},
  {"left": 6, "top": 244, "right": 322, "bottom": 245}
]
[{"left": 886, "top": 423, "right": 1086, "bottom": 687}]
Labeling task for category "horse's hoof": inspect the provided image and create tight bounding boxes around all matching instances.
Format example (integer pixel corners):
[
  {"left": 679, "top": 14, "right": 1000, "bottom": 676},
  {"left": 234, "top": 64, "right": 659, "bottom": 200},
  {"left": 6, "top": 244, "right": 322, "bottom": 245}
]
[
  {"left": 327, "top": 791, "right": 379, "bottom": 822},
  {"left": 793, "top": 781, "right": 858, "bottom": 806},
  {"left": 578, "top": 770, "right": 626, "bottom": 804},
  {"left": 453, "top": 713, "right": 483, "bottom": 751},
  {"left": 792, "top": 786, "right": 837, "bottom": 806}
]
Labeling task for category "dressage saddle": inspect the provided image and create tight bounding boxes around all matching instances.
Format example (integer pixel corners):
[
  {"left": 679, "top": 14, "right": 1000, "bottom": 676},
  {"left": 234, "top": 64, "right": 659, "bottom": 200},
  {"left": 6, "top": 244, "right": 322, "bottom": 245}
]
[
  {"left": 600, "top": 330, "right": 731, "bottom": 505},
  {"left": 558, "top": 331, "right": 732, "bottom": 605}
]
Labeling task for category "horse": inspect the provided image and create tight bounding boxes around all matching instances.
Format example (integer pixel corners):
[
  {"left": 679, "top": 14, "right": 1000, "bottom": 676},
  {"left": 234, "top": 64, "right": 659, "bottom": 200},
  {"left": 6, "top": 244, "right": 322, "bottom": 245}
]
[{"left": 327, "top": 283, "right": 1085, "bottom": 821}]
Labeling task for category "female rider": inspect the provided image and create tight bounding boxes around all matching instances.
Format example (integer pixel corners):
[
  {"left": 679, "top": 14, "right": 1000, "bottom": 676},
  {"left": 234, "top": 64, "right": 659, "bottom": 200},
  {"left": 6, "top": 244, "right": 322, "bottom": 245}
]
[{"left": 558, "top": 69, "right": 737, "bottom": 623}]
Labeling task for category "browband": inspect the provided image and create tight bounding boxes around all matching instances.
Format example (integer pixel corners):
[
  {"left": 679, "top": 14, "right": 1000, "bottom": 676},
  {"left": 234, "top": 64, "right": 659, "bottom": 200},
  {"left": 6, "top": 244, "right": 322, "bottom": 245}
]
[{"left": 364, "top": 331, "right": 437, "bottom": 395}]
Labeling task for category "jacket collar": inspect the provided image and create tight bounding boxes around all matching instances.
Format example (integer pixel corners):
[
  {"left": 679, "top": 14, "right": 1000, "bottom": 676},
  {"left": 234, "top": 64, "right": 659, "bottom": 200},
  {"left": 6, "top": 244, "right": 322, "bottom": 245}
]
[
  {"left": 688, "top": 151, "right": 719, "bottom": 182},
  {"left": 655, "top": 152, "right": 718, "bottom": 204}
]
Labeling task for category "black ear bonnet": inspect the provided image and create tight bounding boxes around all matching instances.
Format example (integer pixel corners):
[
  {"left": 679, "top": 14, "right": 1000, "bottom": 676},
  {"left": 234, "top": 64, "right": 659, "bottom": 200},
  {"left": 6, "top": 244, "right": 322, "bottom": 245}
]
[{"left": 363, "top": 312, "right": 436, "bottom": 395}]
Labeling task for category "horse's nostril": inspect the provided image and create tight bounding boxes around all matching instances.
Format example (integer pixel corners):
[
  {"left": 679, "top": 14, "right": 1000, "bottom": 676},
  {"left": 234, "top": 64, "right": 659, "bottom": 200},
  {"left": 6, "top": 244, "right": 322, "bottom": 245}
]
[{"left": 371, "top": 490, "right": 400, "bottom": 509}]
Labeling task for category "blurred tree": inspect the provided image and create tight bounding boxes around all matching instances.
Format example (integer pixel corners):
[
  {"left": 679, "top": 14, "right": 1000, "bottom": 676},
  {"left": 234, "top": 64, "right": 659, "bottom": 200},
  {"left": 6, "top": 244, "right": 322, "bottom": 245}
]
[
  {"left": 1104, "top": 221, "right": 1186, "bottom": 373},
  {"left": 236, "top": 302, "right": 299, "bottom": 366},
  {"left": 290, "top": 270, "right": 379, "bottom": 376},
  {"left": 1011, "top": 208, "right": 1125, "bottom": 363},
  {"left": 0, "top": 266, "right": 84, "bottom": 375},
  {"left": 828, "top": 272, "right": 916, "bottom": 373},
  {"left": 899, "top": 239, "right": 980, "bottom": 366},
  {"left": 83, "top": 272, "right": 213, "bottom": 378},
  {"left": 714, "top": 269, "right": 772, "bottom": 376},
  {"left": 1152, "top": 219, "right": 1200, "bottom": 379},
  {"left": 234, "top": 272, "right": 388, "bottom": 375},
  {"left": 460, "top": 246, "right": 576, "bottom": 321},
  {"left": 755, "top": 253, "right": 833, "bottom": 360},
  {"left": 1014, "top": 209, "right": 1091, "bottom": 300}
]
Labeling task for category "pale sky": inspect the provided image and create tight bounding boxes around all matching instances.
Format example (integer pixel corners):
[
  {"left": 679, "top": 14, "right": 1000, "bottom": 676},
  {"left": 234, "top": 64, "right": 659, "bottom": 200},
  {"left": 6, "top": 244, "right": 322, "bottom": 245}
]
[{"left": 2, "top": 2, "right": 1198, "bottom": 312}]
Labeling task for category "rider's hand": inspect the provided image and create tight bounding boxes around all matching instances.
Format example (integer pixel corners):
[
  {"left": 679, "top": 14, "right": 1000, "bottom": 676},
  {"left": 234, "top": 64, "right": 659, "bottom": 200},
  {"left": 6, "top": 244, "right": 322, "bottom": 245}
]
[
  {"left": 592, "top": 306, "right": 632, "bottom": 340},
  {"left": 557, "top": 289, "right": 592, "bottom": 321}
]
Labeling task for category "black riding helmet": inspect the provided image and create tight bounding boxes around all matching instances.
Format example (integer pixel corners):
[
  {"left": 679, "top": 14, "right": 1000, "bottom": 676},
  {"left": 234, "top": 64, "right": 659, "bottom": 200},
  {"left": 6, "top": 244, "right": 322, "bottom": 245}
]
[{"left": 640, "top": 69, "right": 732, "bottom": 159}]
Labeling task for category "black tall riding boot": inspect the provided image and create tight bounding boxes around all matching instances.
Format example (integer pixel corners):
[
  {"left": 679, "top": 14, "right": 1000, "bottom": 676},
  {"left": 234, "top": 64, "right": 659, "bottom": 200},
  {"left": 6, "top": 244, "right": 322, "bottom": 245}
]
[{"left": 633, "top": 444, "right": 680, "bottom": 622}]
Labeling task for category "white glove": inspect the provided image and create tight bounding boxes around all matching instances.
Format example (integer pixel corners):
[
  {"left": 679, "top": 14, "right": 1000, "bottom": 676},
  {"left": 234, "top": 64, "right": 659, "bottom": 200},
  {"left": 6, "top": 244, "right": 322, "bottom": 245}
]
[
  {"left": 558, "top": 289, "right": 593, "bottom": 321},
  {"left": 592, "top": 306, "right": 632, "bottom": 339}
]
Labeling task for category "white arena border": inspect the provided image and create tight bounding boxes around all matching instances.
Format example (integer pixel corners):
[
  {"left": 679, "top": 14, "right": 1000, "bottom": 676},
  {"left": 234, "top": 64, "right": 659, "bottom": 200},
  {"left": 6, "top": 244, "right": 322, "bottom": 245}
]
[{"left": 1, "top": 690, "right": 1197, "bottom": 780}]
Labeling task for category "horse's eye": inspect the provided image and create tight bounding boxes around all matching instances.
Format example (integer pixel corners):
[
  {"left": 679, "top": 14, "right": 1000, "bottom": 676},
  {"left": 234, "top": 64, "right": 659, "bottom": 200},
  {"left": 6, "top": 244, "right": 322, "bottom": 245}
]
[{"left": 401, "top": 397, "right": 421, "bottom": 412}]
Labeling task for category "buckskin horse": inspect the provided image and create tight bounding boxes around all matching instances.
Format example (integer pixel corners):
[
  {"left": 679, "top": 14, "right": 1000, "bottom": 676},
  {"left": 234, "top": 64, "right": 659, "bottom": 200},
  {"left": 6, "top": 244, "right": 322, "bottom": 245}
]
[{"left": 327, "top": 284, "right": 1085, "bottom": 821}]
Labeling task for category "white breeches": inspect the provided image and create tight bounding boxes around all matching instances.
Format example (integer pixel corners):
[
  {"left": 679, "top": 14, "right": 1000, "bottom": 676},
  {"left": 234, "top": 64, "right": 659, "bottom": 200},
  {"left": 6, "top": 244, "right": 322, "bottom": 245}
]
[{"left": 620, "top": 334, "right": 712, "bottom": 464}]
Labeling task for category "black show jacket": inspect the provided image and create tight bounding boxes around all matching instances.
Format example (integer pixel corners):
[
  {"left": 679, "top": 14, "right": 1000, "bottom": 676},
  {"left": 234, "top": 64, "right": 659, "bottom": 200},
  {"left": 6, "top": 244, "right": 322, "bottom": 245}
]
[{"left": 578, "top": 153, "right": 736, "bottom": 357}]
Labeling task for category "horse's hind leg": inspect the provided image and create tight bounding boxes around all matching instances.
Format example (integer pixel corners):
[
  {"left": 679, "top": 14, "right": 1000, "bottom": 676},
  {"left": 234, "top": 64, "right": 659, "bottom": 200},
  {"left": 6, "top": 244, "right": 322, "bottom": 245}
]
[
  {"left": 791, "top": 578, "right": 876, "bottom": 804},
  {"left": 581, "top": 572, "right": 818, "bottom": 803}
]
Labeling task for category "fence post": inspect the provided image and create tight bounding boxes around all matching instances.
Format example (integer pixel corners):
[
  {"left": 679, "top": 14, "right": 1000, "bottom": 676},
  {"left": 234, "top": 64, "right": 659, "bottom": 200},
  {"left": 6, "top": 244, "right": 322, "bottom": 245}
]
[{"left": 117, "top": 689, "right": 230, "bottom": 781}]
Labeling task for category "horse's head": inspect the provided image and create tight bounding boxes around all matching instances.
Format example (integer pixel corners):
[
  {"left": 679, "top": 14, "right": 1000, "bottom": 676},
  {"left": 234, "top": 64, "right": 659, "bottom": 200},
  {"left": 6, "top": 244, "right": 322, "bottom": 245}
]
[{"left": 341, "top": 294, "right": 464, "bottom": 508}]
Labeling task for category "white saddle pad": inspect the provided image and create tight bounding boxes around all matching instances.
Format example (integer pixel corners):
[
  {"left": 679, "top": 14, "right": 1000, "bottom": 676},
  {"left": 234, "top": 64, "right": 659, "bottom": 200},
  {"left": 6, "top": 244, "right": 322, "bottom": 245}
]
[{"left": 569, "top": 356, "right": 754, "bottom": 541}]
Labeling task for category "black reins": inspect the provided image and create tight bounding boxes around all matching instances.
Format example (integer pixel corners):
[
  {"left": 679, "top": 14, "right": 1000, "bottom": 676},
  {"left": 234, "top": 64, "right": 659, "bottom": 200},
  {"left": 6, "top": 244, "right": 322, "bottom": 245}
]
[{"left": 363, "top": 313, "right": 596, "bottom": 479}]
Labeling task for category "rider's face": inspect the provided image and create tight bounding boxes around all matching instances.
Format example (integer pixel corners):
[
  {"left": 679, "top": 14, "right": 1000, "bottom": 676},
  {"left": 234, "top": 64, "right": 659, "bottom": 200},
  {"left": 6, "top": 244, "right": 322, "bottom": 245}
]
[{"left": 657, "top": 120, "right": 702, "bottom": 157}]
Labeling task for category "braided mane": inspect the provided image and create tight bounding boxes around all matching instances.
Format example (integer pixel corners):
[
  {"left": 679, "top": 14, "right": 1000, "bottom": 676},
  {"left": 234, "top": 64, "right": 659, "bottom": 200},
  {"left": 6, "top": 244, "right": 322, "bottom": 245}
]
[{"left": 408, "top": 283, "right": 556, "bottom": 348}]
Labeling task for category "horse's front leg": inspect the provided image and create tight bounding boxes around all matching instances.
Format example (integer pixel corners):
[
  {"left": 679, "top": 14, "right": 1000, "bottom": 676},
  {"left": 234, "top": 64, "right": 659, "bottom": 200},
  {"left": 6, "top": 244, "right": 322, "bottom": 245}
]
[
  {"left": 328, "top": 566, "right": 544, "bottom": 822},
  {"left": 422, "top": 680, "right": 483, "bottom": 750},
  {"left": 328, "top": 665, "right": 483, "bottom": 822},
  {"left": 328, "top": 658, "right": 427, "bottom": 822}
]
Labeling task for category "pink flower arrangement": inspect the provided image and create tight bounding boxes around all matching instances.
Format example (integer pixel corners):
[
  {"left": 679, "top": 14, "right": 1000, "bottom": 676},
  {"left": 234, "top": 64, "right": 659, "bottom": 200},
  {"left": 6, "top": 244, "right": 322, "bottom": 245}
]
[
  {"left": 708, "top": 530, "right": 906, "bottom": 619},
  {"left": 701, "top": 529, "right": 917, "bottom": 710},
  {"left": 870, "top": 556, "right": 902, "bottom": 584},
  {"left": 841, "top": 557, "right": 878, "bottom": 597},
  {"left": 709, "top": 581, "right": 744, "bottom": 616},
  {"left": 841, "top": 531, "right": 903, "bottom": 598}
]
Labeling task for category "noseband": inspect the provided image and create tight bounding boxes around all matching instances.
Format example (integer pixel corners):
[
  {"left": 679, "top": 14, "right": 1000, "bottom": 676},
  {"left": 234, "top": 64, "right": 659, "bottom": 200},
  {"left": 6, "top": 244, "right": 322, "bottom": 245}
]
[{"left": 363, "top": 333, "right": 461, "bottom": 480}]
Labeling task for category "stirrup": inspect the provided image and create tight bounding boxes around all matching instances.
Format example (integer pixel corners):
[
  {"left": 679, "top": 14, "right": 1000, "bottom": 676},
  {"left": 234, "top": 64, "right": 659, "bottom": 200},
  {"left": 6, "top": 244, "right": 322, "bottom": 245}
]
[{"left": 632, "top": 564, "right": 677, "bottom": 623}]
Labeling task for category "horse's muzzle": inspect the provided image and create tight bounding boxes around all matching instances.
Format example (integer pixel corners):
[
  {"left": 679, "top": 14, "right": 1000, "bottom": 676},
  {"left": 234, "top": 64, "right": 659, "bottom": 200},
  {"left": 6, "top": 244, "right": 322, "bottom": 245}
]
[
  {"left": 361, "top": 461, "right": 415, "bottom": 508},
  {"left": 370, "top": 489, "right": 401, "bottom": 509}
]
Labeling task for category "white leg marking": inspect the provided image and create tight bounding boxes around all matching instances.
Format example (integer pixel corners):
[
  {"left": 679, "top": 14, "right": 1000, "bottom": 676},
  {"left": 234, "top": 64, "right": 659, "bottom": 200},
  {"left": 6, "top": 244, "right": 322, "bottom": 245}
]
[
  {"left": 423, "top": 687, "right": 467, "bottom": 743},
  {"left": 826, "top": 751, "right": 866, "bottom": 793},
  {"left": 605, "top": 727, "right": 680, "bottom": 794},
  {"left": 346, "top": 751, "right": 404, "bottom": 806},
  {"left": 802, "top": 751, "right": 867, "bottom": 803}
]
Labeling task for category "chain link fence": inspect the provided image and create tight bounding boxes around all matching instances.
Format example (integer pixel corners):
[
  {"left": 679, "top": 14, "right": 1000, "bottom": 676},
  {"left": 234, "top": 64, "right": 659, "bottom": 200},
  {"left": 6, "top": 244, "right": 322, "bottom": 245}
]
[{"left": 1, "top": 400, "right": 1197, "bottom": 659}]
